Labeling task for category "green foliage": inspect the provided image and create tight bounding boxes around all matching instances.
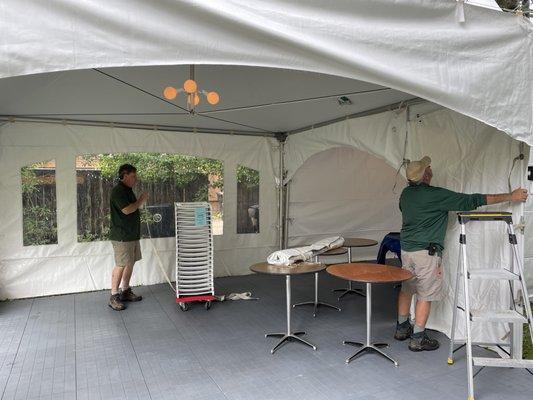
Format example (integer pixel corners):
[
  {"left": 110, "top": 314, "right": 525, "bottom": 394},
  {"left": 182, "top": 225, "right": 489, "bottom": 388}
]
[
  {"left": 96, "top": 153, "right": 223, "bottom": 187},
  {"left": 21, "top": 167, "right": 41, "bottom": 195},
  {"left": 237, "top": 165, "right": 259, "bottom": 188},
  {"left": 23, "top": 205, "right": 57, "bottom": 245},
  {"left": 21, "top": 164, "right": 58, "bottom": 246}
]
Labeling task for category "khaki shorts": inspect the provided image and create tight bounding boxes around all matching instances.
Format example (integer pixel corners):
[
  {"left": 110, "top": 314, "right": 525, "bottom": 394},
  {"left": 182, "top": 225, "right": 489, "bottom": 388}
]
[
  {"left": 401, "top": 249, "right": 443, "bottom": 301},
  {"left": 111, "top": 240, "right": 142, "bottom": 267}
]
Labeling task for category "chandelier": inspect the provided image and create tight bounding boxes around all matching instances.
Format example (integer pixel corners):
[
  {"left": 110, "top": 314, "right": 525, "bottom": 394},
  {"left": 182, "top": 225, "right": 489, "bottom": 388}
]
[{"left": 163, "top": 65, "right": 219, "bottom": 113}]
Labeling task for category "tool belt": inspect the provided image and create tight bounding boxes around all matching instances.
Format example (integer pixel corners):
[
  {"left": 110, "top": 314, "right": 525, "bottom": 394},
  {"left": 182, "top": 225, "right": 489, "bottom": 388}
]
[{"left": 426, "top": 243, "right": 439, "bottom": 256}]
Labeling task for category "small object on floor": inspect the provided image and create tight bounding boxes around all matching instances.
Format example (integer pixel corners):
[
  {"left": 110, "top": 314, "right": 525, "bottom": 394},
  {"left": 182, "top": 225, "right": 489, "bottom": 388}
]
[
  {"left": 214, "top": 294, "right": 225, "bottom": 302},
  {"left": 227, "top": 292, "right": 259, "bottom": 300},
  {"left": 108, "top": 294, "right": 126, "bottom": 311},
  {"left": 394, "top": 320, "right": 413, "bottom": 341},
  {"left": 120, "top": 287, "right": 143, "bottom": 302},
  {"left": 408, "top": 331, "right": 440, "bottom": 352}
]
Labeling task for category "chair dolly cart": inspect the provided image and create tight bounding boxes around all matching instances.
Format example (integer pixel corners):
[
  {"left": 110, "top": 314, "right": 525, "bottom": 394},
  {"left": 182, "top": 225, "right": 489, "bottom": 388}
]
[{"left": 175, "top": 202, "right": 215, "bottom": 311}]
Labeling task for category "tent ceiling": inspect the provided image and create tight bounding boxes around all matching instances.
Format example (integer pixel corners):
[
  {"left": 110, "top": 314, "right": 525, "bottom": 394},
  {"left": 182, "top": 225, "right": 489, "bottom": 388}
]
[{"left": 0, "top": 65, "right": 417, "bottom": 136}]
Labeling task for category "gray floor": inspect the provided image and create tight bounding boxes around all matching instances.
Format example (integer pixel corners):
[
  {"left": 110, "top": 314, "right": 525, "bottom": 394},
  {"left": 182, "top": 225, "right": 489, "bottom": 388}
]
[{"left": 0, "top": 273, "right": 531, "bottom": 400}]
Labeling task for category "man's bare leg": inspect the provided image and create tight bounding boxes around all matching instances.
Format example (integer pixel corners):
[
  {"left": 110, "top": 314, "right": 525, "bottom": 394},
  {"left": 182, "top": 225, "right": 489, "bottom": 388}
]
[
  {"left": 395, "top": 291, "right": 414, "bottom": 340},
  {"left": 397, "top": 291, "right": 412, "bottom": 316},
  {"left": 120, "top": 264, "right": 134, "bottom": 290},
  {"left": 414, "top": 299, "right": 431, "bottom": 328},
  {"left": 109, "top": 266, "right": 127, "bottom": 310},
  {"left": 119, "top": 263, "right": 142, "bottom": 302},
  {"left": 112, "top": 266, "right": 125, "bottom": 295}
]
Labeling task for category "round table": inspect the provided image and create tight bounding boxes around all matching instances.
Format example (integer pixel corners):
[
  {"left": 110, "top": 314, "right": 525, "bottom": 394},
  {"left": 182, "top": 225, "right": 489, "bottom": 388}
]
[
  {"left": 327, "top": 263, "right": 412, "bottom": 366},
  {"left": 293, "top": 247, "right": 348, "bottom": 316},
  {"left": 332, "top": 238, "right": 379, "bottom": 299},
  {"left": 250, "top": 262, "right": 325, "bottom": 354}
]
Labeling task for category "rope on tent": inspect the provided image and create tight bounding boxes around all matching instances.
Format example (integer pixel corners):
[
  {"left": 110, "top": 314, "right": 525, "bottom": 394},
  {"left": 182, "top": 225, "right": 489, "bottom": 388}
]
[{"left": 392, "top": 105, "right": 410, "bottom": 194}]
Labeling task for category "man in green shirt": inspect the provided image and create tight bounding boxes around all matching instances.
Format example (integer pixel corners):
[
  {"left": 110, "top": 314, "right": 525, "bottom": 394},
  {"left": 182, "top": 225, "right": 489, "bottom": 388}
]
[
  {"left": 394, "top": 156, "right": 528, "bottom": 351},
  {"left": 108, "top": 164, "right": 149, "bottom": 311}
]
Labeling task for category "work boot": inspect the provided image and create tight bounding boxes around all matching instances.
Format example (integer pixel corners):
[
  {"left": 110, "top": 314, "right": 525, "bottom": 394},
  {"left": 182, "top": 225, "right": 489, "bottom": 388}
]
[
  {"left": 120, "top": 287, "right": 142, "bottom": 302},
  {"left": 394, "top": 320, "right": 413, "bottom": 341},
  {"left": 108, "top": 294, "right": 126, "bottom": 311},
  {"left": 408, "top": 331, "right": 440, "bottom": 352}
]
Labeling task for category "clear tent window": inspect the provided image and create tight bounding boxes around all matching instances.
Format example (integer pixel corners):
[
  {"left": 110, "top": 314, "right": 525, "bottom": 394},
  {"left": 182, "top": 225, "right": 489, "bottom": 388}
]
[
  {"left": 76, "top": 153, "right": 223, "bottom": 241},
  {"left": 21, "top": 160, "right": 58, "bottom": 246}
]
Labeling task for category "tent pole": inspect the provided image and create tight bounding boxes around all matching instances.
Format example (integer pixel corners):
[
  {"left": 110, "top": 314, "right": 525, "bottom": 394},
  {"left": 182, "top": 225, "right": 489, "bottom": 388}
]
[{"left": 277, "top": 135, "right": 287, "bottom": 250}]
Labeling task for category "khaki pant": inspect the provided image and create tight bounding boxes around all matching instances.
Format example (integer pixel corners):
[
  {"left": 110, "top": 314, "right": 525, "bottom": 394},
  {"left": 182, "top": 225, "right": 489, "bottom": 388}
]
[
  {"left": 111, "top": 240, "right": 142, "bottom": 267},
  {"left": 401, "top": 249, "right": 443, "bottom": 301}
]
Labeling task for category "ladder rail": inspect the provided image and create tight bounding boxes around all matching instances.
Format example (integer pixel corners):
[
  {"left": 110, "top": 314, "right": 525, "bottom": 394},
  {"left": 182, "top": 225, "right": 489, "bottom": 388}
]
[
  {"left": 460, "top": 222, "right": 475, "bottom": 400},
  {"left": 448, "top": 241, "right": 463, "bottom": 365},
  {"left": 449, "top": 212, "right": 533, "bottom": 400},
  {"left": 508, "top": 223, "right": 533, "bottom": 349}
]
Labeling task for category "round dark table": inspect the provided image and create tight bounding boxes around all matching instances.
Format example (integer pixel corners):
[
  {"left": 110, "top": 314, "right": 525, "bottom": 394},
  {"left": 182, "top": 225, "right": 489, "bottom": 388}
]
[
  {"left": 250, "top": 262, "right": 324, "bottom": 354},
  {"left": 327, "top": 263, "right": 412, "bottom": 366}
]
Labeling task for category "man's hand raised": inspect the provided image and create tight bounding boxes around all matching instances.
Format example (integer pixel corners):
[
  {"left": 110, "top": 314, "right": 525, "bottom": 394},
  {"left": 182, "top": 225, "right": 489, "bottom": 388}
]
[
  {"left": 138, "top": 192, "right": 149, "bottom": 205},
  {"left": 511, "top": 188, "right": 528, "bottom": 203}
]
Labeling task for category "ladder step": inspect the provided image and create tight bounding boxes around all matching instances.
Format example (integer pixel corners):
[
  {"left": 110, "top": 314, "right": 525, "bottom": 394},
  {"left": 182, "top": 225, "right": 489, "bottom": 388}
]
[
  {"left": 468, "top": 269, "right": 520, "bottom": 281},
  {"left": 470, "top": 309, "right": 527, "bottom": 323},
  {"left": 473, "top": 357, "right": 533, "bottom": 368}
]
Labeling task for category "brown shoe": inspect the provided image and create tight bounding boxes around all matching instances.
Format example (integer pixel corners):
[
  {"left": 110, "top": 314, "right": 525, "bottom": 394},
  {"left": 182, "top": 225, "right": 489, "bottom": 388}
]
[
  {"left": 108, "top": 294, "right": 126, "bottom": 311},
  {"left": 120, "top": 287, "right": 142, "bottom": 302}
]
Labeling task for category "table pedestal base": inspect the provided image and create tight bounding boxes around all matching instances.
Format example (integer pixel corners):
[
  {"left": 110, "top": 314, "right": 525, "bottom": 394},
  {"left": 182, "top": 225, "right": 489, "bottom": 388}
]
[
  {"left": 343, "top": 282, "right": 398, "bottom": 367},
  {"left": 293, "top": 301, "right": 341, "bottom": 317},
  {"left": 343, "top": 341, "right": 398, "bottom": 366},
  {"left": 266, "top": 331, "right": 316, "bottom": 354},
  {"left": 266, "top": 275, "right": 317, "bottom": 354},
  {"left": 332, "top": 285, "right": 365, "bottom": 300},
  {"left": 293, "top": 272, "right": 341, "bottom": 317}
]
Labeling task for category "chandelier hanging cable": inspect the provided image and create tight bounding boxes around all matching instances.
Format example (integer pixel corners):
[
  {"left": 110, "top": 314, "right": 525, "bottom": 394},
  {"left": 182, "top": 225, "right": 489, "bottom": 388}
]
[{"left": 163, "top": 65, "right": 220, "bottom": 113}]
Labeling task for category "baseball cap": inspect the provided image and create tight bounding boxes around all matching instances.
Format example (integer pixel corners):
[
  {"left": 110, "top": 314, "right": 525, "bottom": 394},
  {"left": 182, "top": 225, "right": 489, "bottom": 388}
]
[{"left": 406, "top": 156, "right": 431, "bottom": 182}]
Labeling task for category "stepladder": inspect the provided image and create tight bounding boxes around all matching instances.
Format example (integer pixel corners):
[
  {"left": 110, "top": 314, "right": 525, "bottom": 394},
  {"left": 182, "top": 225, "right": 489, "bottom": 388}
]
[{"left": 448, "top": 212, "right": 533, "bottom": 400}]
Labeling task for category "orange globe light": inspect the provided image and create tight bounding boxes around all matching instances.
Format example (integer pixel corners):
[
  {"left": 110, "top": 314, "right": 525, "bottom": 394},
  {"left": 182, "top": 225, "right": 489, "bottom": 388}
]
[
  {"left": 163, "top": 86, "right": 177, "bottom": 100},
  {"left": 207, "top": 91, "right": 220, "bottom": 105},
  {"left": 187, "top": 93, "right": 200, "bottom": 107},
  {"left": 183, "top": 79, "right": 197, "bottom": 94}
]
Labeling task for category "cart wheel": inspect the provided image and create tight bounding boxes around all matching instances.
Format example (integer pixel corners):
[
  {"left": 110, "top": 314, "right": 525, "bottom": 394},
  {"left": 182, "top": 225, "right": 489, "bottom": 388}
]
[
  {"left": 179, "top": 302, "right": 189, "bottom": 312},
  {"left": 205, "top": 301, "right": 211, "bottom": 310}
]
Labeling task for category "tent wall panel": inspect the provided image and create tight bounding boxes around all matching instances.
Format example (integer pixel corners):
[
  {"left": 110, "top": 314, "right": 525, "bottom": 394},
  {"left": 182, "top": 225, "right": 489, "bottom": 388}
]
[
  {"left": 288, "top": 146, "right": 405, "bottom": 263},
  {"left": 0, "top": 122, "right": 278, "bottom": 299},
  {"left": 286, "top": 108, "right": 529, "bottom": 344}
]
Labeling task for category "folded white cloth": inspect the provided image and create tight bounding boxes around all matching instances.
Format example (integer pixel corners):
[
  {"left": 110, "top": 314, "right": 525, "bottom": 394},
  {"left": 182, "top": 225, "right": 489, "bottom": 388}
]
[
  {"left": 266, "top": 236, "right": 345, "bottom": 266},
  {"left": 309, "top": 236, "right": 344, "bottom": 252},
  {"left": 267, "top": 246, "right": 314, "bottom": 266}
]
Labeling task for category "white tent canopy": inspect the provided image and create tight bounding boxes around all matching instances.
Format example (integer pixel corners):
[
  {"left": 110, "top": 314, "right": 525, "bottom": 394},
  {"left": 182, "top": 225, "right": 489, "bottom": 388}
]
[
  {"left": 0, "top": 0, "right": 532, "bottom": 142},
  {"left": 0, "top": 0, "right": 532, "bottom": 352}
]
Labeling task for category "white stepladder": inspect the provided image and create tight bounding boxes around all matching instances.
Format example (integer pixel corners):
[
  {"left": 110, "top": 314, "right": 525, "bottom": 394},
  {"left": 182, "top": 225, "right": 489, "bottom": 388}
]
[
  {"left": 175, "top": 202, "right": 215, "bottom": 311},
  {"left": 448, "top": 212, "right": 533, "bottom": 400}
]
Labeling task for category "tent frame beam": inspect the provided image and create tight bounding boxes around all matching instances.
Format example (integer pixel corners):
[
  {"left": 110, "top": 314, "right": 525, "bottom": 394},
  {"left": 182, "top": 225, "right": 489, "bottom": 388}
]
[
  {"left": 0, "top": 98, "right": 429, "bottom": 140},
  {"left": 0, "top": 115, "right": 278, "bottom": 138},
  {"left": 287, "top": 97, "right": 426, "bottom": 135}
]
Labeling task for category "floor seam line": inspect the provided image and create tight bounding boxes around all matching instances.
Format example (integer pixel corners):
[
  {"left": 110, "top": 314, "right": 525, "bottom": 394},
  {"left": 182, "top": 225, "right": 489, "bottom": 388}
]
[
  {"left": 119, "top": 307, "right": 153, "bottom": 400},
  {"left": 149, "top": 285, "right": 231, "bottom": 400},
  {"left": 1, "top": 298, "right": 34, "bottom": 400}
]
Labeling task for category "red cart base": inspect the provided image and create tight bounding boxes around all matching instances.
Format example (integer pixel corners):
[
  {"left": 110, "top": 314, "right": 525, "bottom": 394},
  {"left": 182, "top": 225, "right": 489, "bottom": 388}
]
[{"left": 176, "top": 295, "right": 216, "bottom": 311}]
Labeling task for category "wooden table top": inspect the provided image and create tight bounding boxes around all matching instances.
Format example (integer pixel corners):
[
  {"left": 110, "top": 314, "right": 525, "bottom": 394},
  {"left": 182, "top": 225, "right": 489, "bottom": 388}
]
[
  {"left": 327, "top": 263, "right": 412, "bottom": 283},
  {"left": 319, "top": 247, "right": 348, "bottom": 256},
  {"left": 343, "top": 238, "right": 378, "bottom": 248},
  {"left": 250, "top": 262, "right": 325, "bottom": 276}
]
